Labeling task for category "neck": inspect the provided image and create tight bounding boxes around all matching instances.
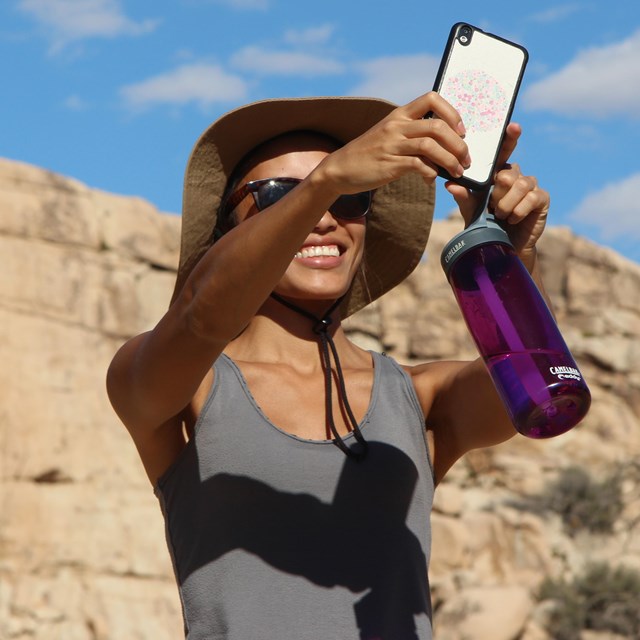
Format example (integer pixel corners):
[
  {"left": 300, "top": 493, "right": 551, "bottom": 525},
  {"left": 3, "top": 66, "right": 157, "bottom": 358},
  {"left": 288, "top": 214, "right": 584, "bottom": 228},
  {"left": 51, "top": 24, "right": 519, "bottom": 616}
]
[
  {"left": 226, "top": 291, "right": 369, "bottom": 459},
  {"left": 225, "top": 295, "right": 350, "bottom": 365}
]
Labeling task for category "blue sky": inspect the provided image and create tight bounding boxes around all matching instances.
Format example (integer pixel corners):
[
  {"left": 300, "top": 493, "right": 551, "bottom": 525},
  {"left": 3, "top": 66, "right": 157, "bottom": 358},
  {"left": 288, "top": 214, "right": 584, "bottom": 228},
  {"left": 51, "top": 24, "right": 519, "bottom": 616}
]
[{"left": 1, "top": 0, "right": 639, "bottom": 263}]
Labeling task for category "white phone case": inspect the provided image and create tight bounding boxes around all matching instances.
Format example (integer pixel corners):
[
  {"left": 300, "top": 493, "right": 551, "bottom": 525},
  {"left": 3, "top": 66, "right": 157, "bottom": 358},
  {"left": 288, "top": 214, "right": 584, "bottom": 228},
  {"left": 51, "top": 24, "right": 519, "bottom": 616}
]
[{"left": 432, "top": 23, "right": 528, "bottom": 188}]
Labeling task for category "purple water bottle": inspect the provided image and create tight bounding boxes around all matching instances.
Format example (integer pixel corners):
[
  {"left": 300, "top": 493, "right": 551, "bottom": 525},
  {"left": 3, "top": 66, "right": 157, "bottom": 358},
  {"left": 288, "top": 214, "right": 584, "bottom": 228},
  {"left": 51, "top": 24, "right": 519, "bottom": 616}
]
[{"left": 441, "top": 190, "right": 591, "bottom": 438}]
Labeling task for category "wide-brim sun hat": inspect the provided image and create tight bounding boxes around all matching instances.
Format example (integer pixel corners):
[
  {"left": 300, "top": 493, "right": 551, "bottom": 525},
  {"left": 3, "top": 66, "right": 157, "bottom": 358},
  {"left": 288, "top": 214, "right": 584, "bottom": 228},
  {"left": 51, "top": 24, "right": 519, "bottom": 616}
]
[{"left": 171, "top": 96, "right": 436, "bottom": 317}]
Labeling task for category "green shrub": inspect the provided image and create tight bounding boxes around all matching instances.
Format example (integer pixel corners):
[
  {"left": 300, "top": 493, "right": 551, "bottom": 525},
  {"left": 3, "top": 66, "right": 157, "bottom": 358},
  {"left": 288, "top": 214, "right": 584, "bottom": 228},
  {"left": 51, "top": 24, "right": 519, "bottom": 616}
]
[
  {"left": 538, "top": 563, "right": 640, "bottom": 640},
  {"left": 519, "top": 465, "right": 624, "bottom": 536}
]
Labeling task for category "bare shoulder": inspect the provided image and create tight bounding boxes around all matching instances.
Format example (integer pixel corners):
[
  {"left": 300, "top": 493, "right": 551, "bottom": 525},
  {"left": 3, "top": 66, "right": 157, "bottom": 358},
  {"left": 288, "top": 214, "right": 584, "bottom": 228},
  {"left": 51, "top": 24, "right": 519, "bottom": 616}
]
[
  {"left": 107, "top": 332, "right": 217, "bottom": 484},
  {"left": 403, "top": 357, "right": 518, "bottom": 483},
  {"left": 400, "top": 359, "right": 481, "bottom": 485},
  {"left": 400, "top": 359, "right": 469, "bottom": 419},
  {"left": 106, "top": 332, "right": 151, "bottom": 425}
]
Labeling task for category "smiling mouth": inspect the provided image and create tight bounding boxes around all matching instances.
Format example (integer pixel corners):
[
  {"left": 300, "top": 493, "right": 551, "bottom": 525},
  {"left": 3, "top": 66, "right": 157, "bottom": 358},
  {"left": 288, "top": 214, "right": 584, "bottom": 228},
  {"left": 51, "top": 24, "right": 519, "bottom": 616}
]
[{"left": 295, "top": 245, "right": 341, "bottom": 259}]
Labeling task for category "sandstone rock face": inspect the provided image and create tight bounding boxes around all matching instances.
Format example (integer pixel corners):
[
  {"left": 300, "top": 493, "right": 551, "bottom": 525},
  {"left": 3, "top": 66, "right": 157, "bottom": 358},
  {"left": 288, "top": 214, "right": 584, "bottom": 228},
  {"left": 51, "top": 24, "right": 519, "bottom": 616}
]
[
  {"left": 0, "top": 159, "right": 182, "bottom": 640},
  {"left": 1, "top": 158, "right": 639, "bottom": 639}
]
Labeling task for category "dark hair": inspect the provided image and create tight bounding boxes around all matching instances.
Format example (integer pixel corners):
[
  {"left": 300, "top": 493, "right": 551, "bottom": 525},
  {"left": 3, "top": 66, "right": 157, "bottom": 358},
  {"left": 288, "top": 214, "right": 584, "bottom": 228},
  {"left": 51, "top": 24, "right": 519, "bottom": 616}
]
[{"left": 213, "top": 173, "right": 243, "bottom": 241}]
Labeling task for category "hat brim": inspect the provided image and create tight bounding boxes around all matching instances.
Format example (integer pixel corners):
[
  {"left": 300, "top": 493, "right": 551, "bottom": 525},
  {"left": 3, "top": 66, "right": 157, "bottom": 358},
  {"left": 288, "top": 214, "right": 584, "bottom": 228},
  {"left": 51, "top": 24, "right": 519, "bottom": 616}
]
[{"left": 172, "top": 96, "right": 435, "bottom": 316}]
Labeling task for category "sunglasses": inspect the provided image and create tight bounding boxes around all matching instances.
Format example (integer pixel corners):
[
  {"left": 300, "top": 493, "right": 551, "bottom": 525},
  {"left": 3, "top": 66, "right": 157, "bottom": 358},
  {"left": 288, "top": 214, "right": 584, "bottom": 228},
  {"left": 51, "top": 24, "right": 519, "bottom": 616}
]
[{"left": 222, "top": 177, "right": 372, "bottom": 220}]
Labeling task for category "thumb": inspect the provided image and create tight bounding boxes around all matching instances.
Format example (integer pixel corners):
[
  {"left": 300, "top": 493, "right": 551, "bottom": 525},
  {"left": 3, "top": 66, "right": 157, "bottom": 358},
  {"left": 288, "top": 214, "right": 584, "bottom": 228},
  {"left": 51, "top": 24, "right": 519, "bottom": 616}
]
[{"left": 445, "top": 181, "right": 477, "bottom": 224}]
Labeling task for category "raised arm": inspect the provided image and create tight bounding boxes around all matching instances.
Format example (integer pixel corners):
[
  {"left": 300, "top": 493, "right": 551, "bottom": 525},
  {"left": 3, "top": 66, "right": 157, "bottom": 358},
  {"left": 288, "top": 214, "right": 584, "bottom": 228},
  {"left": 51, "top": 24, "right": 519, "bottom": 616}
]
[
  {"left": 106, "top": 92, "right": 470, "bottom": 481},
  {"left": 413, "top": 123, "right": 552, "bottom": 484}
]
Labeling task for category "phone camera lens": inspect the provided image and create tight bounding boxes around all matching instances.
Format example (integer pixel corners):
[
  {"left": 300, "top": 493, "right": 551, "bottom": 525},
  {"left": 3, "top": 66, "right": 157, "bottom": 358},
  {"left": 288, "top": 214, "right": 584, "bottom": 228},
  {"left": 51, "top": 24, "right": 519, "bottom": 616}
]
[{"left": 458, "top": 25, "right": 473, "bottom": 46}]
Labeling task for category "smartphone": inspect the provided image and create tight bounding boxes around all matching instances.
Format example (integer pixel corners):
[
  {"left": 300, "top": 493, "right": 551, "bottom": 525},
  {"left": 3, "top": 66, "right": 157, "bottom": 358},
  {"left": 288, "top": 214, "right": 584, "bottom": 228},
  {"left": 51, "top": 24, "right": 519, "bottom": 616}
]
[{"left": 429, "top": 22, "right": 528, "bottom": 189}]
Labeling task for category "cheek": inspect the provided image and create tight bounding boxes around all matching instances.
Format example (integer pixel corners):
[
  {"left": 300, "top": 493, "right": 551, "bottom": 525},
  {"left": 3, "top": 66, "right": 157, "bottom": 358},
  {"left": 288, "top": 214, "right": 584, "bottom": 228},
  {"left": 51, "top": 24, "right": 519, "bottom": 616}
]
[{"left": 349, "top": 220, "right": 367, "bottom": 258}]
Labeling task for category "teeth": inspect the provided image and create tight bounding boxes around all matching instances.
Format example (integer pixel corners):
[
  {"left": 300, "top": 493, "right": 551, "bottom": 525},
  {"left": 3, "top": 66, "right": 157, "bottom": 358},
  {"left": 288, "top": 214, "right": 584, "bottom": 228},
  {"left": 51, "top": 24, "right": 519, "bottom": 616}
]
[{"left": 295, "top": 245, "right": 340, "bottom": 259}]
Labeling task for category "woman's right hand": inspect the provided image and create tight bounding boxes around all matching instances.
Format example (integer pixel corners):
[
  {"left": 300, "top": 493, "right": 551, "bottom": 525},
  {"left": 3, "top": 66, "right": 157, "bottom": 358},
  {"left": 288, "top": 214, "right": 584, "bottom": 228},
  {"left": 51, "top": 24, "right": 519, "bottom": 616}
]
[{"left": 311, "top": 91, "right": 470, "bottom": 197}]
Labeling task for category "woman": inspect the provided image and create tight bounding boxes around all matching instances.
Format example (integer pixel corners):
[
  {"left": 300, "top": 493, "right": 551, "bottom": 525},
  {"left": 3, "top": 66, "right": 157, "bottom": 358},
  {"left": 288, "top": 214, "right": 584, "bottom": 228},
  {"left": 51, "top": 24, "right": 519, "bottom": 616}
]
[{"left": 107, "top": 92, "right": 549, "bottom": 639}]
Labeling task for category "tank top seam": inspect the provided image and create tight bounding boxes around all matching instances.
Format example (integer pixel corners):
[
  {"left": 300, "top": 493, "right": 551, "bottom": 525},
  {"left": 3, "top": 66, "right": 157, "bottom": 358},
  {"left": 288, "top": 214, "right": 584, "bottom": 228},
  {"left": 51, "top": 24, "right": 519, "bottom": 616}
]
[
  {"left": 383, "top": 356, "right": 436, "bottom": 561},
  {"left": 154, "top": 359, "right": 225, "bottom": 493},
  {"left": 193, "top": 357, "right": 225, "bottom": 437},
  {"left": 156, "top": 485, "right": 190, "bottom": 636},
  {"left": 380, "top": 354, "right": 436, "bottom": 482},
  {"left": 219, "top": 351, "right": 382, "bottom": 446}
]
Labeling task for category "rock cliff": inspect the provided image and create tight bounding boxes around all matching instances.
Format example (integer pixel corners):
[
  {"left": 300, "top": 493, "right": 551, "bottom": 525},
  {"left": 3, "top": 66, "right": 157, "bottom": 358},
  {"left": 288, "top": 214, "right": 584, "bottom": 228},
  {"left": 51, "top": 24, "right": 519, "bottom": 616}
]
[{"left": 1, "top": 158, "right": 638, "bottom": 639}]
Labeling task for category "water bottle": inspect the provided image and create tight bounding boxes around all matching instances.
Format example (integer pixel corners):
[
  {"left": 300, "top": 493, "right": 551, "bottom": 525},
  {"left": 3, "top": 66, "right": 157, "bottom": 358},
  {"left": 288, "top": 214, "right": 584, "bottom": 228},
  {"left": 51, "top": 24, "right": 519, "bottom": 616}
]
[{"left": 441, "top": 189, "right": 591, "bottom": 438}]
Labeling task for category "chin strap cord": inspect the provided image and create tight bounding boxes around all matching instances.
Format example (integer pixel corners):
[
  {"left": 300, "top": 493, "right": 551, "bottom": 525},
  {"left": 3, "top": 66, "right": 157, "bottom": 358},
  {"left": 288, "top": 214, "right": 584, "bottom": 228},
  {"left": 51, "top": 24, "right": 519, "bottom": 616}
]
[{"left": 270, "top": 292, "right": 368, "bottom": 460}]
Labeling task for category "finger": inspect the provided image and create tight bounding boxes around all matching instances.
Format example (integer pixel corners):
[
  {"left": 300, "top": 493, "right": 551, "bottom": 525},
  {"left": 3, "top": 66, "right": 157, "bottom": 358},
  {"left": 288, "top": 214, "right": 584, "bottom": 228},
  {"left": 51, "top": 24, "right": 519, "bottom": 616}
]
[
  {"left": 512, "top": 184, "right": 549, "bottom": 219},
  {"left": 402, "top": 117, "right": 469, "bottom": 157},
  {"left": 493, "top": 175, "right": 540, "bottom": 222},
  {"left": 376, "top": 149, "right": 443, "bottom": 183},
  {"left": 506, "top": 189, "right": 548, "bottom": 225},
  {"left": 396, "top": 119, "right": 470, "bottom": 178},
  {"left": 445, "top": 182, "right": 477, "bottom": 223},
  {"left": 491, "top": 162, "right": 520, "bottom": 201},
  {"left": 494, "top": 122, "right": 521, "bottom": 172},
  {"left": 401, "top": 91, "right": 467, "bottom": 137}
]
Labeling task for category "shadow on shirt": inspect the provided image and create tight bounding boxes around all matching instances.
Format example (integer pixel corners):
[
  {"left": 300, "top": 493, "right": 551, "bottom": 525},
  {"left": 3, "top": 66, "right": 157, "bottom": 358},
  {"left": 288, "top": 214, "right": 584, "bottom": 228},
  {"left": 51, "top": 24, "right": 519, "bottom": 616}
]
[{"left": 164, "top": 441, "right": 431, "bottom": 639}]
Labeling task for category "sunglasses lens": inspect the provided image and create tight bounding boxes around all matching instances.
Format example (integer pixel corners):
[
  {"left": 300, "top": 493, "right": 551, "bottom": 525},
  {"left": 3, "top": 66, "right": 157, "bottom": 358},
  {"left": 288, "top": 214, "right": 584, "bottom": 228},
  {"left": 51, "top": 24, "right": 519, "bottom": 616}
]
[
  {"left": 330, "top": 191, "right": 371, "bottom": 219},
  {"left": 252, "top": 178, "right": 371, "bottom": 220},
  {"left": 255, "top": 180, "right": 299, "bottom": 210}
]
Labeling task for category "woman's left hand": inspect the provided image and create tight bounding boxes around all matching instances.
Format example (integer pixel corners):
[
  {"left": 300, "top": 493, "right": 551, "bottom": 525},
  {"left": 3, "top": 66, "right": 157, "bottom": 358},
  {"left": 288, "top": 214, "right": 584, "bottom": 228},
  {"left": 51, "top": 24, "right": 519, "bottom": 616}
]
[{"left": 445, "top": 122, "right": 550, "bottom": 273}]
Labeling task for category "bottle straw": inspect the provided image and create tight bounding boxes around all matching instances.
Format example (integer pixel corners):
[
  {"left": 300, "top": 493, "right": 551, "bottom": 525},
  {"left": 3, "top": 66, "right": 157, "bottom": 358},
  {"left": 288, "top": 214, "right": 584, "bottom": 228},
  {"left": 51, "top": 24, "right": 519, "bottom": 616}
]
[{"left": 470, "top": 189, "right": 549, "bottom": 406}]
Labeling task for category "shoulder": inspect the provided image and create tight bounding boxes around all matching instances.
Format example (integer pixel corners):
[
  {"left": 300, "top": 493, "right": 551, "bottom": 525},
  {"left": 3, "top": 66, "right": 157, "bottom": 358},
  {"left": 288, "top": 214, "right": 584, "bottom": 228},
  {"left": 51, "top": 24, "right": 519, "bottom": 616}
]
[
  {"left": 182, "top": 367, "right": 216, "bottom": 436},
  {"left": 401, "top": 359, "right": 469, "bottom": 419},
  {"left": 401, "top": 359, "right": 477, "bottom": 485},
  {"left": 107, "top": 333, "right": 217, "bottom": 484}
]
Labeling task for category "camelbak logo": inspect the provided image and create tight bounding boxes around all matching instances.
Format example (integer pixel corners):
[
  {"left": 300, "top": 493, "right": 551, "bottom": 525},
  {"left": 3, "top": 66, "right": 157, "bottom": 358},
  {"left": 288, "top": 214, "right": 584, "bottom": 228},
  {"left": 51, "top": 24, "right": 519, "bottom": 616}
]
[
  {"left": 550, "top": 366, "right": 582, "bottom": 381},
  {"left": 444, "top": 240, "right": 466, "bottom": 264}
]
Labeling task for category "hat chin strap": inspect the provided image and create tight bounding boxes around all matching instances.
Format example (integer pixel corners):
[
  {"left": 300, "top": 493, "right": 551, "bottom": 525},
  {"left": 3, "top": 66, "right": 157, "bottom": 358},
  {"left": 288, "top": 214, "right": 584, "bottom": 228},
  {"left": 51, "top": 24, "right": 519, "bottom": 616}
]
[{"left": 270, "top": 292, "right": 368, "bottom": 460}]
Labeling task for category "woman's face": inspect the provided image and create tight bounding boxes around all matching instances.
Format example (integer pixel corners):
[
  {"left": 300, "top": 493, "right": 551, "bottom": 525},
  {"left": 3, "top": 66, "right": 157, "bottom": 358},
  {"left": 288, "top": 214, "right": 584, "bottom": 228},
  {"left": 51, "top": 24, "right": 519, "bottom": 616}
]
[{"left": 232, "top": 133, "right": 366, "bottom": 306}]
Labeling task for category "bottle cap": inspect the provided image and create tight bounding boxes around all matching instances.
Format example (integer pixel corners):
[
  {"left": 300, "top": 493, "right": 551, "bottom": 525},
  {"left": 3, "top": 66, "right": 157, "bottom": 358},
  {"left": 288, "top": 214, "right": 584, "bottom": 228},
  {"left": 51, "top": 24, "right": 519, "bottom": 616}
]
[{"left": 440, "top": 188, "right": 513, "bottom": 277}]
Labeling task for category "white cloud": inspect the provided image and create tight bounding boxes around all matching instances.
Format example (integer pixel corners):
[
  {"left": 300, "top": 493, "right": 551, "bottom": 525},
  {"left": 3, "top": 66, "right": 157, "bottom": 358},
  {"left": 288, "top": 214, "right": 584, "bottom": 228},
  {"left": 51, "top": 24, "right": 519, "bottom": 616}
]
[
  {"left": 18, "top": 0, "right": 158, "bottom": 52},
  {"left": 283, "top": 25, "right": 335, "bottom": 47},
  {"left": 120, "top": 63, "right": 248, "bottom": 111},
  {"left": 64, "top": 94, "right": 89, "bottom": 111},
  {"left": 230, "top": 46, "right": 344, "bottom": 76},
  {"left": 528, "top": 3, "right": 583, "bottom": 23},
  {"left": 570, "top": 173, "right": 640, "bottom": 242},
  {"left": 523, "top": 28, "right": 640, "bottom": 119},
  {"left": 350, "top": 54, "right": 440, "bottom": 105}
]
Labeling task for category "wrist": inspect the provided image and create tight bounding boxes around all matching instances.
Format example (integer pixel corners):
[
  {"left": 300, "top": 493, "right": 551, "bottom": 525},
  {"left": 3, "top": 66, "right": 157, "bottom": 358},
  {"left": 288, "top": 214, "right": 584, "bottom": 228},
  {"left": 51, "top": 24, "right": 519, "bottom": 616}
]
[{"left": 306, "top": 155, "right": 345, "bottom": 202}]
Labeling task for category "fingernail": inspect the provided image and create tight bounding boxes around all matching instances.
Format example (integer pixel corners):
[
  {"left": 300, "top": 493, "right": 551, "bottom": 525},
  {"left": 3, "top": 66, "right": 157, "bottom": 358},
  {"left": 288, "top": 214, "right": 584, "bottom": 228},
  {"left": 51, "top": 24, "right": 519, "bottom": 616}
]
[
  {"left": 457, "top": 121, "right": 466, "bottom": 136},
  {"left": 454, "top": 164, "right": 465, "bottom": 177},
  {"left": 463, "top": 154, "right": 472, "bottom": 169}
]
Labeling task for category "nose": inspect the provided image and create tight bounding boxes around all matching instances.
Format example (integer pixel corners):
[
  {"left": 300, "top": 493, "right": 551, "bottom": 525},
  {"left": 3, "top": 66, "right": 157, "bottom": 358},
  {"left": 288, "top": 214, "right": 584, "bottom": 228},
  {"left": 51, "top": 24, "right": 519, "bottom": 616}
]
[{"left": 313, "top": 209, "right": 339, "bottom": 232}]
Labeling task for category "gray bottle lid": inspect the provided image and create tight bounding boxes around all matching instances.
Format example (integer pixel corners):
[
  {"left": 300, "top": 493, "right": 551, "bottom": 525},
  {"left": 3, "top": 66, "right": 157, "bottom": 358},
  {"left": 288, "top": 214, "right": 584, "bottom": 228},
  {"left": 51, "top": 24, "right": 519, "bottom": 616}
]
[{"left": 440, "top": 187, "right": 514, "bottom": 277}]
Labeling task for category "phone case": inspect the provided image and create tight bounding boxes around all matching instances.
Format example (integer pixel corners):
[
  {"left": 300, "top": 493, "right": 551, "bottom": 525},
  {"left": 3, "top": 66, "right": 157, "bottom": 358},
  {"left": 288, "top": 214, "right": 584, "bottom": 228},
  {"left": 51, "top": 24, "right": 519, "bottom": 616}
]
[{"left": 431, "top": 23, "right": 528, "bottom": 189}]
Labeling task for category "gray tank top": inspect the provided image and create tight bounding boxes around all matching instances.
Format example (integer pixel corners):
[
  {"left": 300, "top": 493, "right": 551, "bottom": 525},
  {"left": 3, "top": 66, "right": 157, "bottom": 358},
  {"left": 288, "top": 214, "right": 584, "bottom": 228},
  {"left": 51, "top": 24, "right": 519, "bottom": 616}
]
[{"left": 156, "top": 351, "right": 435, "bottom": 639}]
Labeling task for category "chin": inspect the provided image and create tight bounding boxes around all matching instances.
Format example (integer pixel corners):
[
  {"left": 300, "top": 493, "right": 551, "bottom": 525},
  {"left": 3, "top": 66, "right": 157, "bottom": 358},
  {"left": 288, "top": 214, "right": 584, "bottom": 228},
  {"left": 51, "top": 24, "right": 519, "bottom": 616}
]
[
  {"left": 276, "top": 290, "right": 346, "bottom": 303},
  {"left": 275, "top": 282, "right": 351, "bottom": 303}
]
